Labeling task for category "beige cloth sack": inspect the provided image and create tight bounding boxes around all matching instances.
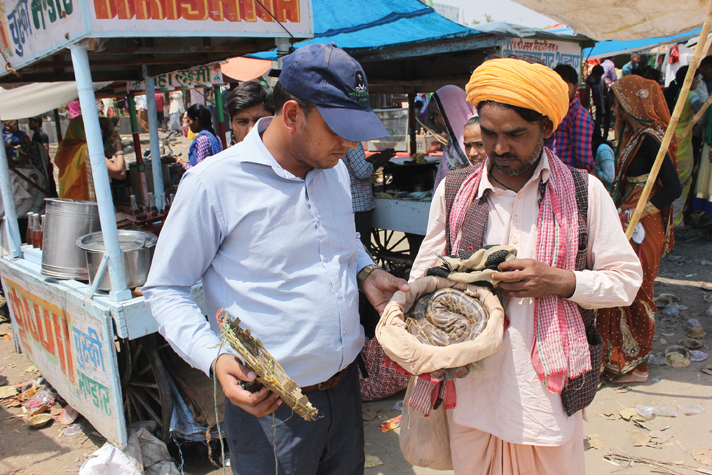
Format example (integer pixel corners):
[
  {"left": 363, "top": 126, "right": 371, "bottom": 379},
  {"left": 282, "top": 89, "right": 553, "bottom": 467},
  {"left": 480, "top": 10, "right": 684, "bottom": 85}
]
[
  {"left": 377, "top": 276, "right": 505, "bottom": 470},
  {"left": 376, "top": 276, "right": 505, "bottom": 375},
  {"left": 399, "top": 376, "right": 453, "bottom": 470}
]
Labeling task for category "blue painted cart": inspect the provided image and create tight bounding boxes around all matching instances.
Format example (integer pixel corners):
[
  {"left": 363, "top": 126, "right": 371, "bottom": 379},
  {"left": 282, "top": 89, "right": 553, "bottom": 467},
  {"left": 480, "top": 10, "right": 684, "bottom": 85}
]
[{"left": 0, "top": 0, "right": 313, "bottom": 448}]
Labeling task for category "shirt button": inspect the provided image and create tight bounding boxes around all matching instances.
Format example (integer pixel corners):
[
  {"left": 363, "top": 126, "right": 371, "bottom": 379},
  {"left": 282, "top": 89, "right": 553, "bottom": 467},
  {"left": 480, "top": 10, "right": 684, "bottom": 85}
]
[
  {"left": 495, "top": 191, "right": 502, "bottom": 195},
  {"left": 337, "top": 292, "right": 343, "bottom": 299},
  {"left": 512, "top": 237, "right": 519, "bottom": 244},
  {"left": 343, "top": 330, "right": 347, "bottom": 335},
  {"left": 517, "top": 193, "right": 522, "bottom": 199},
  {"left": 322, "top": 256, "right": 327, "bottom": 262},
  {"left": 513, "top": 215, "right": 519, "bottom": 222},
  {"left": 315, "top": 217, "right": 321, "bottom": 223}
]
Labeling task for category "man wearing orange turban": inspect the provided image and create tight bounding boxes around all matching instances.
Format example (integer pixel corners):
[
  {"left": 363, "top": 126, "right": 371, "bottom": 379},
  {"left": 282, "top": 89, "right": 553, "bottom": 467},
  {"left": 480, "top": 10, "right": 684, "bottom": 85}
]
[{"left": 408, "top": 58, "right": 643, "bottom": 474}]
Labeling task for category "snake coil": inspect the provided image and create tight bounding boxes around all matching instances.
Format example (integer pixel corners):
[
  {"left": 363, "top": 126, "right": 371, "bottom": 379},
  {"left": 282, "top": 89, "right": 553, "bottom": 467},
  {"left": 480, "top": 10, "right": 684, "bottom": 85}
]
[{"left": 406, "top": 288, "right": 490, "bottom": 346}]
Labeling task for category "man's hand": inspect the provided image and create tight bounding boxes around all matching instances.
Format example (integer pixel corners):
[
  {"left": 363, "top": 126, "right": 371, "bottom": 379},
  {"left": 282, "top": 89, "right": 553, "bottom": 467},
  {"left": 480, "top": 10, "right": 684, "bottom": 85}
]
[
  {"left": 213, "top": 354, "right": 282, "bottom": 418},
  {"left": 362, "top": 268, "right": 410, "bottom": 314},
  {"left": 491, "top": 258, "right": 576, "bottom": 299}
]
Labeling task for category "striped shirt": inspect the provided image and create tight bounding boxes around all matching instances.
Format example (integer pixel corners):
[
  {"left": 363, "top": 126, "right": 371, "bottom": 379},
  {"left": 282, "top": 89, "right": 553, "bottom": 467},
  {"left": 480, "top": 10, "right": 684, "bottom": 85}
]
[
  {"left": 546, "top": 98, "right": 595, "bottom": 172},
  {"left": 341, "top": 143, "right": 375, "bottom": 212}
]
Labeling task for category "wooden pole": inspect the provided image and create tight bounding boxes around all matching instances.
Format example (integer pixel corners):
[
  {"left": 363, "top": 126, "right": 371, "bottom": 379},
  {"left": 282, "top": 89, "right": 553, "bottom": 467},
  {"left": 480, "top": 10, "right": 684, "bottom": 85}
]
[
  {"left": 680, "top": 93, "right": 712, "bottom": 140},
  {"left": 625, "top": 0, "right": 712, "bottom": 239}
]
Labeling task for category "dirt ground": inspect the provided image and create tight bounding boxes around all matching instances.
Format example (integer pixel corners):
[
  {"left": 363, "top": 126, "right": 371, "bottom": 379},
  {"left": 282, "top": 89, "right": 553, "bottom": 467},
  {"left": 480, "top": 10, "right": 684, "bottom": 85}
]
[{"left": 0, "top": 226, "right": 710, "bottom": 474}]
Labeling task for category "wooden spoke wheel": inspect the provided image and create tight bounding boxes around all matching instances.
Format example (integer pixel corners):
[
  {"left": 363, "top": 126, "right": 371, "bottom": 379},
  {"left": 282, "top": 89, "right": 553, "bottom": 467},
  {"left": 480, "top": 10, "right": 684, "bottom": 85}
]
[
  {"left": 370, "top": 228, "right": 417, "bottom": 280},
  {"left": 118, "top": 334, "right": 173, "bottom": 443}
]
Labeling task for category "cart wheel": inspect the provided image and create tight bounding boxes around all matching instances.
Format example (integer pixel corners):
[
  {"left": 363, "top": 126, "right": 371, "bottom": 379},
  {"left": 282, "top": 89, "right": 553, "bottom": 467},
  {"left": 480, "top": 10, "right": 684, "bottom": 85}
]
[
  {"left": 370, "top": 228, "right": 415, "bottom": 280},
  {"left": 118, "top": 334, "right": 173, "bottom": 443}
]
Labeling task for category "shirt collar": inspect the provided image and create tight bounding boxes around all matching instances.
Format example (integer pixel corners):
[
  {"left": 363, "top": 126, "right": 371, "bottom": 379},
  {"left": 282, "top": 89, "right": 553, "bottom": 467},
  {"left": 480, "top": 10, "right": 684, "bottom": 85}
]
[
  {"left": 477, "top": 149, "right": 551, "bottom": 198},
  {"left": 240, "top": 117, "right": 323, "bottom": 182}
]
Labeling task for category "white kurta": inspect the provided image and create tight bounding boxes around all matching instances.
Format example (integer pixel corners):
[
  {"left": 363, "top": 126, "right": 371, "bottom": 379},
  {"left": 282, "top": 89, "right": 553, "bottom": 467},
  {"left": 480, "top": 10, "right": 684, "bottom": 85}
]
[{"left": 410, "top": 152, "right": 643, "bottom": 446}]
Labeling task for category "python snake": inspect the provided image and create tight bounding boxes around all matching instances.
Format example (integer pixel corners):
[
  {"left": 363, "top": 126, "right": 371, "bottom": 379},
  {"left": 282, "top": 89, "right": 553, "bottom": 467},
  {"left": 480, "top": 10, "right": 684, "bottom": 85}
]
[{"left": 406, "top": 288, "right": 489, "bottom": 346}]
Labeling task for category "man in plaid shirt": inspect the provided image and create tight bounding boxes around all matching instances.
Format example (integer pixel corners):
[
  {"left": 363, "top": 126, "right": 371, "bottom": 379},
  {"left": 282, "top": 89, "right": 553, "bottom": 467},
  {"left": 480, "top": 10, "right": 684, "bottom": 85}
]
[
  {"left": 342, "top": 143, "right": 394, "bottom": 247},
  {"left": 546, "top": 64, "right": 595, "bottom": 172}
]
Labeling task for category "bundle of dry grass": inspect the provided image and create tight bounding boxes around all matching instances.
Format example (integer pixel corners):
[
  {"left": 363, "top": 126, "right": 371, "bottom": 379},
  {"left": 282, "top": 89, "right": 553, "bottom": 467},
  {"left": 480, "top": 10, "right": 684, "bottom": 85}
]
[{"left": 217, "top": 309, "right": 318, "bottom": 422}]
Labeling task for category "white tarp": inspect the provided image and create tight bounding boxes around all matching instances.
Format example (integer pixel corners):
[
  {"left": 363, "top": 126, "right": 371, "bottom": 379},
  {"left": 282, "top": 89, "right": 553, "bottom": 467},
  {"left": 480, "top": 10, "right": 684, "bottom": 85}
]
[
  {"left": 0, "top": 82, "right": 110, "bottom": 121},
  {"left": 512, "top": 0, "right": 710, "bottom": 41}
]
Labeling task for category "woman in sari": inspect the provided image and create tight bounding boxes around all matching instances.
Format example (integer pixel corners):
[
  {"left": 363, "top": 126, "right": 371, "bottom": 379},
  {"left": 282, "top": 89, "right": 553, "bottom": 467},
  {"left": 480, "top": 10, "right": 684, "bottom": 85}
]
[
  {"left": 693, "top": 105, "right": 712, "bottom": 213},
  {"left": 55, "top": 116, "right": 126, "bottom": 201},
  {"left": 597, "top": 75, "right": 682, "bottom": 383},
  {"left": 664, "top": 66, "right": 703, "bottom": 227},
  {"left": 430, "top": 85, "right": 475, "bottom": 191}
]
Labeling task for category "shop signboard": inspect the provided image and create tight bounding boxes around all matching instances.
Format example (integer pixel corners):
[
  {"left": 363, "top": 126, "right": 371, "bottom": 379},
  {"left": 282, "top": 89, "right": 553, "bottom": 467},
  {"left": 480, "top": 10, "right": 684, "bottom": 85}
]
[
  {"left": 88, "top": 0, "right": 313, "bottom": 37},
  {"left": 127, "top": 62, "right": 223, "bottom": 92},
  {"left": 503, "top": 38, "right": 582, "bottom": 71},
  {"left": 0, "top": 0, "right": 85, "bottom": 72},
  {"left": 0, "top": 263, "right": 126, "bottom": 447},
  {"left": 0, "top": 0, "right": 312, "bottom": 77}
]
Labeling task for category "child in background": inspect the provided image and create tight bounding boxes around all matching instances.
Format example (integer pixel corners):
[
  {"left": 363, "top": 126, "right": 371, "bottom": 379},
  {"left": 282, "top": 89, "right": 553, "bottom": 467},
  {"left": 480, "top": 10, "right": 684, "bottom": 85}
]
[{"left": 463, "top": 116, "right": 486, "bottom": 166}]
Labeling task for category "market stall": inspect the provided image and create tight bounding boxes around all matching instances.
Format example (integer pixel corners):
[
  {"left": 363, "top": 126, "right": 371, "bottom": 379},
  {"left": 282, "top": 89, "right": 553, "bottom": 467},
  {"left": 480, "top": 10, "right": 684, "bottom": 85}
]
[
  {"left": 0, "top": 0, "right": 313, "bottom": 448},
  {"left": 253, "top": 1, "right": 592, "bottom": 277}
]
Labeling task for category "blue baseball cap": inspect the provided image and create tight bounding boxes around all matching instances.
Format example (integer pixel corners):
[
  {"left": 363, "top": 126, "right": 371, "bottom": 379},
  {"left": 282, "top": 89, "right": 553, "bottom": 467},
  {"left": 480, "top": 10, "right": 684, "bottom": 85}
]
[{"left": 278, "top": 43, "right": 388, "bottom": 142}]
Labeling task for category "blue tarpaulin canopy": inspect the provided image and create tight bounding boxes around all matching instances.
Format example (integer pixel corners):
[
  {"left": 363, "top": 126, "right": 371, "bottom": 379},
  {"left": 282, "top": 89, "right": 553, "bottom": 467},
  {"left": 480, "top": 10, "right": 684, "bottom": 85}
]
[
  {"left": 251, "top": 0, "right": 480, "bottom": 60},
  {"left": 582, "top": 29, "right": 702, "bottom": 60},
  {"left": 250, "top": 1, "right": 591, "bottom": 93}
]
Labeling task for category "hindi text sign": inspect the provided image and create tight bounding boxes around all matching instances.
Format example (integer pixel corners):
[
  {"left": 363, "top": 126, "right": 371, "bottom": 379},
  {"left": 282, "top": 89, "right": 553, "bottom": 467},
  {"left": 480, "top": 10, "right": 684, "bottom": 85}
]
[
  {"left": 503, "top": 38, "right": 583, "bottom": 71},
  {"left": 0, "top": 264, "right": 125, "bottom": 447}
]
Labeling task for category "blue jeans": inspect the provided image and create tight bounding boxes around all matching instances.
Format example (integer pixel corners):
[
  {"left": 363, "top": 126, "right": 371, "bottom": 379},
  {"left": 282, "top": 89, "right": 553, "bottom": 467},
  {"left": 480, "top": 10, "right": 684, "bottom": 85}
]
[{"left": 225, "top": 363, "right": 364, "bottom": 475}]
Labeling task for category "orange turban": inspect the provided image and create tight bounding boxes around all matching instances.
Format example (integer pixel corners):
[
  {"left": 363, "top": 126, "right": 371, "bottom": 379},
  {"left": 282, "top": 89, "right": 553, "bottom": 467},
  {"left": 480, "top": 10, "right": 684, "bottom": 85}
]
[{"left": 465, "top": 58, "right": 570, "bottom": 130}]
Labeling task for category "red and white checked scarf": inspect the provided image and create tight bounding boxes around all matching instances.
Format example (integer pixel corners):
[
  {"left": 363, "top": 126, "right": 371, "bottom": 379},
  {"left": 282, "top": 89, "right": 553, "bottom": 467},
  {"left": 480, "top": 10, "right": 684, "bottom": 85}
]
[{"left": 449, "top": 148, "right": 591, "bottom": 393}]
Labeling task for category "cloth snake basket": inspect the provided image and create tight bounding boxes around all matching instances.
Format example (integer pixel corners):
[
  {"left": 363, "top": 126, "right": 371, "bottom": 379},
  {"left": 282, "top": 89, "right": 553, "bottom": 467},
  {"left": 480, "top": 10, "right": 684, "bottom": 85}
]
[
  {"left": 377, "top": 276, "right": 505, "bottom": 376},
  {"left": 376, "top": 276, "right": 505, "bottom": 470}
]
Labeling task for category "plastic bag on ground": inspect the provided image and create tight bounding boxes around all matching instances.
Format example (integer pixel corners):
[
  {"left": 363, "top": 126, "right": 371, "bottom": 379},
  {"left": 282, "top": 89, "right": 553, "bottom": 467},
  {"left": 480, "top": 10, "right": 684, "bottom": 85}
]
[
  {"left": 678, "top": 404, "right": 705, "bottom": 415},
  {"left": 649, "top": 352, "right": 666, "bottom": 366},
  {"left": 636, "top": 405, "right": 654, "bottom": 419},
  {"left": 690, "top": 350, "right": 709, "bottom": 362},
  {"left": 79, "top": 427, "right": 180, "bottom": 475},
  {"left": 653, "top": 404, "right": 677, "bottom": 417}
]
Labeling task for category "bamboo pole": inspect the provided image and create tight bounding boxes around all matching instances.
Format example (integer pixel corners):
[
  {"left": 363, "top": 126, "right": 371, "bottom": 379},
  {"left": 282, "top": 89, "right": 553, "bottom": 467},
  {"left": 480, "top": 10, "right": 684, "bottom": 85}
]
[
  {"left": 680, "top": 92, "right": 712, "bottom": 140},
  {"left": 625, "top": 0, "right": 712, "bottom": 239}
]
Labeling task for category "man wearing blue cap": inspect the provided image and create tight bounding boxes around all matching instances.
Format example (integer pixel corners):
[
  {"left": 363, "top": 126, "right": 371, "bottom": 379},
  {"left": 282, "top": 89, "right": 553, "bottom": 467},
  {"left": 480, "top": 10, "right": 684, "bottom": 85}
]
[{"left": 143, "top": 43, "right": 409, "bottom": 474}]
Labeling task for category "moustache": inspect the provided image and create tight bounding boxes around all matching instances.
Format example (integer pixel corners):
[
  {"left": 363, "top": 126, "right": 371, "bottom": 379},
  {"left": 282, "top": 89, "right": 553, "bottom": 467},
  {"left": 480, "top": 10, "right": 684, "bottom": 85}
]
[{"left": 490, "top": 152, "right": 519, "bottom": 161}]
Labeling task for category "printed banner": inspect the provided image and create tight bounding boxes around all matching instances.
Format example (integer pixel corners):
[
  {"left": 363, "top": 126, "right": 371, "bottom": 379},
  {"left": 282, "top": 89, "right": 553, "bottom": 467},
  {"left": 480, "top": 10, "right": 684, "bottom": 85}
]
[
  {"left": 128, "top": 63, "right": 223, "bottom": 92},
  {"left": 502, "top": 38, "right": 583, "bottom": 71}
]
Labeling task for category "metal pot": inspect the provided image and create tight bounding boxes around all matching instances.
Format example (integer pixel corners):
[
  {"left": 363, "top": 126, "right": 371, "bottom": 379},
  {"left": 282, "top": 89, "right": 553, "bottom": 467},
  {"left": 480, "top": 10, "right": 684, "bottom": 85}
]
[
  {"left": 76, "top": 231, "right": 157, "bottom": 291},
  {"left": 41, "top": 198, "right": 101, "bottom": 280}
]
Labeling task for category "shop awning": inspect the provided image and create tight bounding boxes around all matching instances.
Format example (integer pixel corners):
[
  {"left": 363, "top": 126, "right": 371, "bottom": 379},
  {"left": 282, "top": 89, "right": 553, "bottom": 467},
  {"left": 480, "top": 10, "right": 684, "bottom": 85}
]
[
  {"left": 582, "top": 28, "right": 702, "bottom": 60},
  {"left": 221, "top": 57, "right": 273, "bottom": 82},
  {"left": 0, "top": 82, "right": 110, "bottom": 121},
  {"left": 511, "top": 0, "right": 709, "bottom": 41},
  {"left": 251, "top": 0, "right": 479, "bottom": 60}
]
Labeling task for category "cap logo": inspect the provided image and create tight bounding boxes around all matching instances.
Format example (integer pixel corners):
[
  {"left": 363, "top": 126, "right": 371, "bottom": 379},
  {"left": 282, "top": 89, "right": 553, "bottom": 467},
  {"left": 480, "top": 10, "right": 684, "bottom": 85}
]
[
  {"left": 349, "top": 71, "right": 369, "bottom": 103},
  {"left": 355, "top": 72, "right": 367, "bottom": 92}
]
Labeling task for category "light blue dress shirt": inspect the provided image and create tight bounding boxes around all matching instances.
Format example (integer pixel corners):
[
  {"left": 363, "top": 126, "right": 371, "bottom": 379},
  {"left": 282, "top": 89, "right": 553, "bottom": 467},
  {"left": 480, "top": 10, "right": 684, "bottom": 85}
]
[{"left": 143, "top": 118, "right": 374, "bottom": 386}]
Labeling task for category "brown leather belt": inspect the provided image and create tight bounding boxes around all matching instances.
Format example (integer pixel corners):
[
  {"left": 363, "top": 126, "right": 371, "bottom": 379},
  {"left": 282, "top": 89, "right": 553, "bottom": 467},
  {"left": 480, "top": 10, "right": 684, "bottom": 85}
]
[{"left": 301, "top": 367, "right": 348, "bottom": 393}]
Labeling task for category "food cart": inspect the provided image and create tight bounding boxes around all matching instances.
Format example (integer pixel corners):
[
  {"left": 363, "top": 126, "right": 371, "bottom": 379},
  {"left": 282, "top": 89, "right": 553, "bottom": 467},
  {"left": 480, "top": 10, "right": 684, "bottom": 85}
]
[{"left": 0, "top": 0, "right": 313, "bottom": 448}]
